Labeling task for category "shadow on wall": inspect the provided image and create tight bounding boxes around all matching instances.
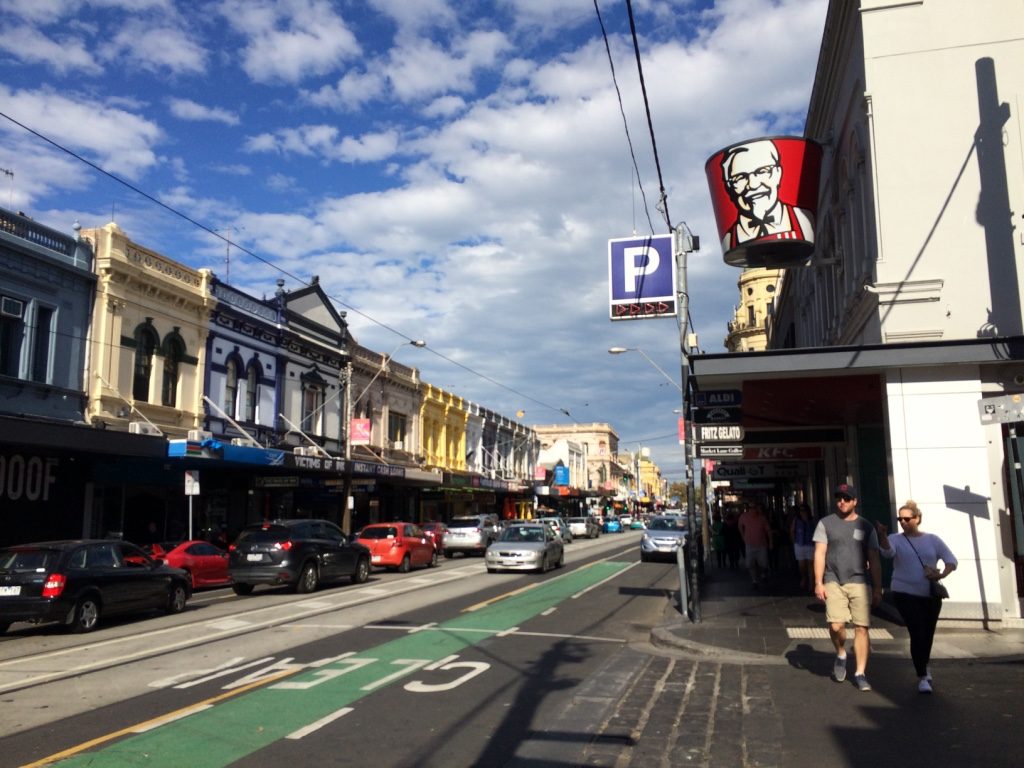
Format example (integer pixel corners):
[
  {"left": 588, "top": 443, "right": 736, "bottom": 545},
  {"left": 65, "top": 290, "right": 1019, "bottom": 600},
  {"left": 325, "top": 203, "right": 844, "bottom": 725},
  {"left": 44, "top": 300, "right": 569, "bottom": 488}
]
[{"left": 943, "top": 483, "right": 992, "bottom": 624}]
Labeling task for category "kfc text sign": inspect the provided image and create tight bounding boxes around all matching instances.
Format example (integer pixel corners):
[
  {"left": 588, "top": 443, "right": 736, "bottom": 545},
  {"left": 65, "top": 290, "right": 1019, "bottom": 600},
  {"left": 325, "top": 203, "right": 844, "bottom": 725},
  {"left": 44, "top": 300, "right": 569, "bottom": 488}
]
[
  {"left": 705, "top": 136, "right": 822, "bottom": 268},
  {"left": 608, "top": 234, "right": 677, "bottom": 320}
]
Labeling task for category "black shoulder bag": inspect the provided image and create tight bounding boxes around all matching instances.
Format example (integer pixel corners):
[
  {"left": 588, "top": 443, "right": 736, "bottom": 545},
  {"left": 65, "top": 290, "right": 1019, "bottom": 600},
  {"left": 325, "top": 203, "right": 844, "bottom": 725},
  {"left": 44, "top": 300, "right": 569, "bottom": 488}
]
[{"left": 904, "top": 535, "right": 949, "bottom": 599}]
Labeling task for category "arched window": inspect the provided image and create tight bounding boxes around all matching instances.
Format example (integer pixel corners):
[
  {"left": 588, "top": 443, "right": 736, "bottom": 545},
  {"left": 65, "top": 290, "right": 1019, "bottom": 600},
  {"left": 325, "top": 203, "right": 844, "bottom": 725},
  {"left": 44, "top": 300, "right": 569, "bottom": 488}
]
[
  {"left": 224, "top": 358, "right": 239, "bottom": 418},
  {"left": 132, "top": 323, "right": 159, "bottom": 402},
  {"left": 301, "top": 368, "right": 327, "bottom": 433},
  {"left": 245, "top": 361, "right": 259, "bottom": 422},
  {"left": 162, "top": 333, "right": 186, "bottom": 407}
]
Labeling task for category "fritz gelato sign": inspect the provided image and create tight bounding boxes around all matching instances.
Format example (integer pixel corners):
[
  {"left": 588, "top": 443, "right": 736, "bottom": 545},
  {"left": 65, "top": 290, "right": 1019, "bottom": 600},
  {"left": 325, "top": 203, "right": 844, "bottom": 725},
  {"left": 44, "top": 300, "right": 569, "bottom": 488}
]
[{"left": 705, "top": 136, "right": 822, "bottom": 268}]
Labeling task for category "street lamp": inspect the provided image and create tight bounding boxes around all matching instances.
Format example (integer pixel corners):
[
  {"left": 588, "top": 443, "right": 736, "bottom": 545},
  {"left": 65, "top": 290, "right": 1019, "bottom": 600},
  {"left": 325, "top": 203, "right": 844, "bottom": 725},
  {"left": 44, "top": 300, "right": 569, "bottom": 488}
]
[{"left": 608, "top": 347, "right": 683, "bottom": 392}]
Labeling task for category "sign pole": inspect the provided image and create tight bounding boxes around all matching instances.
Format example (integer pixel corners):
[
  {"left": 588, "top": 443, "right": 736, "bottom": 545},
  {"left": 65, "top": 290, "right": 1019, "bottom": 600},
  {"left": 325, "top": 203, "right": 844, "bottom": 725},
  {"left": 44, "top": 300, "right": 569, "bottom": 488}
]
[{"left": 674, "top": 224, "right": 701, "bottom": 623}]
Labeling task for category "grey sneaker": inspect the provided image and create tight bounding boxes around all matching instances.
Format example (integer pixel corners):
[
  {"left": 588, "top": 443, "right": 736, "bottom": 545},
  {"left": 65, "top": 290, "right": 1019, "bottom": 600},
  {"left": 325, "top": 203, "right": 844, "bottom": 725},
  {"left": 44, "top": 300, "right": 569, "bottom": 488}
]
[
  {"left": 833, "top": 654, "right": 848, "bottom": 682},
  {"left": 854, "top": 674, "right": 872, "bottom": 692}
]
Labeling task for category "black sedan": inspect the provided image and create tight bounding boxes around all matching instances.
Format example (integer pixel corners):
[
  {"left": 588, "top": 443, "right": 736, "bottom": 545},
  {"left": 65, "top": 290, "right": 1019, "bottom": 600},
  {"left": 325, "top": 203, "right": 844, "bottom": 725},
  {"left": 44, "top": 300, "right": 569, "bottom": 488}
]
[{"left": 0, "top": 539, "right": 192, "bottom": 634}]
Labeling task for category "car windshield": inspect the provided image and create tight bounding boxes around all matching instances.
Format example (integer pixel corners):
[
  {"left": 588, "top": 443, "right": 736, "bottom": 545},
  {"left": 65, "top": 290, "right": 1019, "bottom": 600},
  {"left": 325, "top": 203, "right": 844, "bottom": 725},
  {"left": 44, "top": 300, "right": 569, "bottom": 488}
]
[
  {"left": 500, "top": 527, "right": 545, "bottom": 543},
  {"left": 648, "top": 518, "right": 683, "bottom": 531},
  {"left": 0, "top": 548, "right": 61, "bottom": 571},
  {"left": 358, "top": 527, "right": 398, "bottom": 539},
  {"left": 448, "top": 518, "right": 483, "bottom": 529}
]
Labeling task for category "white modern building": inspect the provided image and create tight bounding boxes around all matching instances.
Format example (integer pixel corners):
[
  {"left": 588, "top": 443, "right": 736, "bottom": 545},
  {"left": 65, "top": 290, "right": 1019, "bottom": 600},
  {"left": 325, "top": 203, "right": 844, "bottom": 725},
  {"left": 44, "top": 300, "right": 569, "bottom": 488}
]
[{"left": 692, "top": 0, "right": 1024, "bottom": 625}]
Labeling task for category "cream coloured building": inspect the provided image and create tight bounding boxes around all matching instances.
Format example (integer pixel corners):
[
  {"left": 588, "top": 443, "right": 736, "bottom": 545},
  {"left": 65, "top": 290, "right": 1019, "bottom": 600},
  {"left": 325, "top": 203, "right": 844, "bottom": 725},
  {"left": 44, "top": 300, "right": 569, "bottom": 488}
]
[
  {"left": 83, "top": 222, "right": 214, "bottom": 438},
  {"left": 725, "top": 268, "right": 782, "bottom": 352}
]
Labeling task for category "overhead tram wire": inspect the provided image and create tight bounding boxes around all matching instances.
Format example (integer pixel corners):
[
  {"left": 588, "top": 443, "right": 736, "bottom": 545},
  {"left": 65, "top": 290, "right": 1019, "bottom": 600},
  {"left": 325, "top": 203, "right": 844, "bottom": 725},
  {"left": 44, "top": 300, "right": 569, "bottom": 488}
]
[
  {"left": 624, "top": 0, "right": 672, "bottom": 232},
  {"left": 593, "top": 0, "right": 656, "bottom": 236},
  {"left": 0, "top": 110, "right": 576, "bottom": 422}
]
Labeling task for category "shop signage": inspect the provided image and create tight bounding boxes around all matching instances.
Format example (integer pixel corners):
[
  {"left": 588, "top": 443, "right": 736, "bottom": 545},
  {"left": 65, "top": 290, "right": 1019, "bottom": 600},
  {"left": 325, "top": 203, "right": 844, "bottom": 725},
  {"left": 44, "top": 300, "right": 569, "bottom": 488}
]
[
  {"left": 697, "top": 424, "right": 744, "bottom": 443},
  {"left": 694, "top": 406, "right": 742, "bottom": 424},
  {"left": 350, "top": 419, "right": 371, "bottom": 446},
  {"left": 293, "top": 454, "right": 347, "bottom": 472},
  {"left": 351, "top": 461, "right": 405, "bottom": 478},
  {"left": 693, "top": 389, "right": 742, "bottom": 408},
  {"left": 608, "top": 234, "right": 677, "bottom": 320},
  {"left": 255, "top": 476, "right": 299, "bottom": 487},
  {"left": 711, "top": 462, "right": 805, "bottom": 480},
  {"left": 742, "top": 446, "right": 822, "bottom": 460},
  {"left": 698, "top": 445, "right": 743, "bottom": 458}
]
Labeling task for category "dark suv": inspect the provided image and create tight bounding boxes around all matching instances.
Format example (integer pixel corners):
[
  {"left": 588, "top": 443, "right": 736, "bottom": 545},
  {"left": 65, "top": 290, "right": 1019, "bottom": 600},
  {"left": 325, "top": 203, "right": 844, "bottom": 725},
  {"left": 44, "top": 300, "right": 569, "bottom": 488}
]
[
  {"left": 0, "top": 539, "right": 191, "bottom": 634},
  {"left": 228, "top": 519, "right": 371, "bottom": 595}
]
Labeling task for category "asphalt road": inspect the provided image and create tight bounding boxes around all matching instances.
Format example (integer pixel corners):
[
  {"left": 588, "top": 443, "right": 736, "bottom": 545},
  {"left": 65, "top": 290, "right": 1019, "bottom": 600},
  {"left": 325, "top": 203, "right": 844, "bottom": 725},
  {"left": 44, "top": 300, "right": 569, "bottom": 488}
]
[{"left": 2, "top": 530, "right": 1021, "bottom": 768}]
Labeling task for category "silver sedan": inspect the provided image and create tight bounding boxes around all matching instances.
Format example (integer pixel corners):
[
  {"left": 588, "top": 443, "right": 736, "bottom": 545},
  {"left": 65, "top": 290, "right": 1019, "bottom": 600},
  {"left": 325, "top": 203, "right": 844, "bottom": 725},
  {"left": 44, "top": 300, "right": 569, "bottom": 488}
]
[
  {"left": 640, "top": 516, "right": 688, "bottom": 562},
  {"left": 485, "top": 524, "right": 565, "bottom": 573}
]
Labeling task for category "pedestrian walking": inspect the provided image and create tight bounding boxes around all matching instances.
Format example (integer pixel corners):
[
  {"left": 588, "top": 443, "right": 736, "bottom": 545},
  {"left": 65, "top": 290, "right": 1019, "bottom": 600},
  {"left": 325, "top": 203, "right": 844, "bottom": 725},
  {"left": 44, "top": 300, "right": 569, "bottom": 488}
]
[
  {"left": 739, "top": 502, "right": 772, "bottom": 587},
  {"left": 813, "top": 483, "right": 882, "bottom": 692},
  {"left": 711, "top": 513, "right": 727, "bottom": 568},
  {"left": 723, "top": 510, "right": 743, "bottom": 569},
  {"left": 790, "top": 503, "right": 816, "bottom": 593},
  {"left": 876, "top": 500, "right": 958, "bottom": 693}
]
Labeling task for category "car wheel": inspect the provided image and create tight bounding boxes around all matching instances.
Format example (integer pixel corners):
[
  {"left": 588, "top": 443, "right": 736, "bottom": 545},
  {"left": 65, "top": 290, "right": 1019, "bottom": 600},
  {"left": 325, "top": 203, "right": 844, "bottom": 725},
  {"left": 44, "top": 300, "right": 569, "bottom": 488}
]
[
  {"left": 444, "top": 549, "right": 455, "bottom": 559},
  {"left": 232, "top": 583, "right": 255, "bottom": 596},
  {"left": 296, "top": 562, "right": 319, "bottom": 593},
  {"left": 397, "top": 554, "right": 411, "bottom": 573},
  {"left": 640, "top": 552, "right": 649, "bottom": 562},
  {"left": 70, "top": 596, "right": 100, "bottom": 634},
  {"left": 351, "top": 556, "right": 370, "bottom": 584},
  {"left": 0, "top": 622, "right": 10, "bottom": 635},
  {"left": 166, "top": 583, "right": 188, "bottom": 614},
  {"left": 487, "top": 567, "right": 497, "bottom": 573},
  {"left": 429, "top": 549, "right": 439, "bottom": 568},
  {"left": 539, "top": 554, "right": 548, "bottom": 573},
  {"left": 558, "top": 549, "right": 565, "bottom": 568}
]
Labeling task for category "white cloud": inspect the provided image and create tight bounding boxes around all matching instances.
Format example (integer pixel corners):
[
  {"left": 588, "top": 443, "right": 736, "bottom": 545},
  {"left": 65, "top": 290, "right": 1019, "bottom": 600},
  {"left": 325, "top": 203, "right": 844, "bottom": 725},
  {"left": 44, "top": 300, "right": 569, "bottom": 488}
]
[
  {"left": 302, "top": 70, "right": 387, "bottom": 111},
  {"left": 103, "top": 19, "right": 208, "bottom": 75},
  {"left": 243, "top": 125, "right": 401, "bottom": 165},
  {"left": 168, "top": 98, "right": 240, "bottom": 126},
  {"left": 367, "top": 0, "right": 458, "bottom": 34},
  {"left": 0, "top": 23, "right": 102, "bottom": 75},
  {"left": 220, "top": 0, "right": 361, "bottom": 84}
]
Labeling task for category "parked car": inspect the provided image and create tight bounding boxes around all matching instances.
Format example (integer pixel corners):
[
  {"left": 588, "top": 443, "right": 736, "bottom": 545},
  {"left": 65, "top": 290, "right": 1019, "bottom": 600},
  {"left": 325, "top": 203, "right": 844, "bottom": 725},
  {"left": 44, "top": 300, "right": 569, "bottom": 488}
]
[
  {"left": 618, "top": 513, "right": 634, "bottom": 527},
  {"left": 355, "top": 523, "right": 438, "bottom": 572},
  {"left": 146, "top": 540, "right": 230, "bottom": 589},
  {"left": 485, "top": 523, "right": 564, "bottom": 573},
  {"left": 536, "top": 516, "right": 573, "bottom": 544},
  {"left": 0, "top": 539, "right": 192, "bottom": 635},
  {"left": 567, "top": 516, "right": 601, "bottom": 539},
  {"left": 420, "top": 521, "right": 448, "bottom": 552},
  {"left": 443, "top": 514, "right": 500, "bottom": 558},
  {"left": 228, "top": 519, "right": 370, "bottom": 595},
  {"left": 603, "top": 516, "right": 623, "bottom": 533},
  {"left": 640, "top": 515, "right": 688, "bottom": 562}
]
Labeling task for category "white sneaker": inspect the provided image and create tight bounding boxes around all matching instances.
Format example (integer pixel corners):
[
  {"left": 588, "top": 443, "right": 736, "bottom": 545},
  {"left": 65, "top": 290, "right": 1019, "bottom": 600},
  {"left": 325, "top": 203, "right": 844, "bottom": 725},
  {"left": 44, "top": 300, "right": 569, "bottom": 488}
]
[
  {"left": 918, "top": 678, "right": 933, "bottom": 694},
  {"left": 925, "top": 667, "right": 932, "bottom": 682}
]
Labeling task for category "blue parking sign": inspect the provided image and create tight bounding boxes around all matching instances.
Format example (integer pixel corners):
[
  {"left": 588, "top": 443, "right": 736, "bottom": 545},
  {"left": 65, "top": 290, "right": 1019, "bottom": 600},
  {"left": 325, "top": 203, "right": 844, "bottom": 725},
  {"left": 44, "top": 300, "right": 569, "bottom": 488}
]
[{"left": 608, "top": 234, "right": 677, "bottom": 320}]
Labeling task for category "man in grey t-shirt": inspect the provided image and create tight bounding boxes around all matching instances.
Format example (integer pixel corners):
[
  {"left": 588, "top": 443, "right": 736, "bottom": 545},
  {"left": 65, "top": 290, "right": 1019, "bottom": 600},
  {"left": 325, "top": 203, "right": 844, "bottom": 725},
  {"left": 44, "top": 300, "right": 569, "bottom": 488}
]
[{"left": 813, "top": 483, "right": 882, "bottom": 692}]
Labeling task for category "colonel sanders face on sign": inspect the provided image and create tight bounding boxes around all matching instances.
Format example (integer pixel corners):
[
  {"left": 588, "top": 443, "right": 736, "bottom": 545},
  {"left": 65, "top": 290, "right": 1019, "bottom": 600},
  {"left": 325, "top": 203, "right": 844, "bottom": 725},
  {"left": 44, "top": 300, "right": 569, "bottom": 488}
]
[{"left": 720, "top": 138, "right": 814, "bottom": 249}]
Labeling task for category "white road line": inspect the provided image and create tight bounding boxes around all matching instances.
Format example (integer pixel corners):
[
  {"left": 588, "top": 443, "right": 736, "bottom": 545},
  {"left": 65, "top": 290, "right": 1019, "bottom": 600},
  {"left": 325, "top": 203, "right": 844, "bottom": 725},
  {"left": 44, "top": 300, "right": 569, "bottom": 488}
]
[
  {"left": 571, "top": 560, "right": 640, "bottom": 599},
  {"left": 286, "top": 707, "right": 353, "bottom": 739}
]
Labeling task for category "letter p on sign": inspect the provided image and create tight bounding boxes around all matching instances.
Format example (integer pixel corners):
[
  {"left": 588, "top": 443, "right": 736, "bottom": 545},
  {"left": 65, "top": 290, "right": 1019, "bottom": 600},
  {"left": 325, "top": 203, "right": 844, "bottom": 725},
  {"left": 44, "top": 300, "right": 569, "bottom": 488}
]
[{"left": 623, "top": 245, "right": 659, "bottom": 292}]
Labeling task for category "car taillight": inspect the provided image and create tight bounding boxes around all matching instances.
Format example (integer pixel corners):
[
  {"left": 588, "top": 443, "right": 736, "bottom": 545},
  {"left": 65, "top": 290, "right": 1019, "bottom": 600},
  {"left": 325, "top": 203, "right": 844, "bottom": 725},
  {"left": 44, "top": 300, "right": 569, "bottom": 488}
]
[
  {"left": 274, "top": 540, "right": 293, "bottom": 551},
  {"left": 228, "top": 543, "right": 237, "bottom": 552},
  {"left": 42, "top": 573, "right": 66, "bottom": 598}
]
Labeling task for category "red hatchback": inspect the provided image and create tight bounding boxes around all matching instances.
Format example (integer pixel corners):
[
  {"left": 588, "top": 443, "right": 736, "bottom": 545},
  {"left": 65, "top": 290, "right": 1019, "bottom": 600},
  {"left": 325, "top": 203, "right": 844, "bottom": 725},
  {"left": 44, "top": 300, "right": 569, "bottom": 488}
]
[
  {"left": 420, "top": 521, "right": 448, "bottom": 552},
  {"left": 355, "top": 523, "right": 438, "bottom": 572},
  {"left": 148, "top": 540, "right": 231, "bottom": 589}
]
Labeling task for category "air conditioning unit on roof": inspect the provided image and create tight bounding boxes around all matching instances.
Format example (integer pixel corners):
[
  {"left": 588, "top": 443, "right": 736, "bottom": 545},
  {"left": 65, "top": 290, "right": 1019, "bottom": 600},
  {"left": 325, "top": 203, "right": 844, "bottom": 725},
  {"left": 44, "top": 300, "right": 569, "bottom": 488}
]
[
  {"left": 128, "top": 421, "right": 164, "bottom": 437},
  {"left": 293, "top": 446, "right": 315, "bottom": 456},
  {"left": 188, "top": 429, "right": 213, "bottom": 442},
  {"left": 230, "top": 438, "right": 258, "bottom": 448},
  {"left": 391, "top": 440, "right": 404, "bottom": 450}
]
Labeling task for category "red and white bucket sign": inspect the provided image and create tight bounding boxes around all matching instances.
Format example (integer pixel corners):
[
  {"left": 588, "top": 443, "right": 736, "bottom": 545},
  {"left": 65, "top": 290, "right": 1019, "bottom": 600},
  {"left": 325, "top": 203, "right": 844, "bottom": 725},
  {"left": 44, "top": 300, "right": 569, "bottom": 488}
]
[{"left": 705, "top": 136, "right": 822, "bottom": 268}]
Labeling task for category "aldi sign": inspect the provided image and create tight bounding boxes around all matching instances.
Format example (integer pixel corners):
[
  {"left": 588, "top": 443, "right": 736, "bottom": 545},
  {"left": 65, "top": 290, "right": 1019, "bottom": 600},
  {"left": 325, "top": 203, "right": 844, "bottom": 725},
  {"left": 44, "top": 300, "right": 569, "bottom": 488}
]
[{"left": 608, "top": 234, "right": 677, "bottom": 320}]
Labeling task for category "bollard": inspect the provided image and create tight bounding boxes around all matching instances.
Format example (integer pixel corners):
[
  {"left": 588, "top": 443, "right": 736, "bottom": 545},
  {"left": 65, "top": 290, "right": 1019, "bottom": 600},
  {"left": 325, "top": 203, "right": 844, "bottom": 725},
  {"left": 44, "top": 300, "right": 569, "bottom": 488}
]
[{"left": 676, "top": 541, "right": 689, "bottom": 619}]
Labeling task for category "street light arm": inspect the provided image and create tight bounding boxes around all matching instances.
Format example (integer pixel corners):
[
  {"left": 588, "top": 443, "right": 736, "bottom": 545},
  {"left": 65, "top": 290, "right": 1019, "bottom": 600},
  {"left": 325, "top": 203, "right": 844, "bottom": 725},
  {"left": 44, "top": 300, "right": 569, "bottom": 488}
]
[{"left": 607, "top": 347, "right": 682, "bottom": 391}]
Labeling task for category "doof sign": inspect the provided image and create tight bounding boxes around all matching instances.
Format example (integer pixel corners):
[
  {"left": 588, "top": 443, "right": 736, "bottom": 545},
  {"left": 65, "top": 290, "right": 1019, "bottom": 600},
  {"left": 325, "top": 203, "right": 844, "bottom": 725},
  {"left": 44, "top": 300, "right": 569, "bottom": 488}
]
[{"left": 697, "top": 424, "right": 744, "bottom": 442}]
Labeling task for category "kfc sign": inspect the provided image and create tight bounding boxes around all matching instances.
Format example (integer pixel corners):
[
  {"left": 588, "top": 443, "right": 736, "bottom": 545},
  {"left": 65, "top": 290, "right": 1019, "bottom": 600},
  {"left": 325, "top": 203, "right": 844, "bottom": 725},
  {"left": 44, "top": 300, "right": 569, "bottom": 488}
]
[{"left": 706, "top": 136, "right": 822, "bottom": 268}]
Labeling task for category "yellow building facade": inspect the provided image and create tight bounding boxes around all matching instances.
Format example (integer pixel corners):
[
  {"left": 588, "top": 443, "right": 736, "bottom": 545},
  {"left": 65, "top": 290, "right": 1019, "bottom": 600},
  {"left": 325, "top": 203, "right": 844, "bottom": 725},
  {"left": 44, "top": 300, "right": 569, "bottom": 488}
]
[
  {"left": 419, "top": 382, "right": 468, "bottom": 472},
  {"left": 83, "top": 223, "right": 215, "bottom": 438},
  {"left": 725, "top": 267, "right": 782, "bottom": 352}
]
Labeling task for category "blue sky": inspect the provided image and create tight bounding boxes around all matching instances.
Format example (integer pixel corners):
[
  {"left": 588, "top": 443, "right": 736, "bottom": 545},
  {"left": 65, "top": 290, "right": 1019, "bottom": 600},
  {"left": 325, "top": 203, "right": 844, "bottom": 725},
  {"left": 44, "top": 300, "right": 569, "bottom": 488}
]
[{"left": 0, "top": 0, "right": 827, "bottom": 481}]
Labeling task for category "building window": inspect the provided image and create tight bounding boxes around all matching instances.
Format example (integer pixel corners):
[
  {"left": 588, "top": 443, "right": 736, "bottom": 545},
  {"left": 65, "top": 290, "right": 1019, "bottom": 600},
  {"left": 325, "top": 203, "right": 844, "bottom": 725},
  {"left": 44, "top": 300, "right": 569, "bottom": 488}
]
[
  {"left": 0, "top": 295, "right": 25, "bottom": 378},
  {"left": 245, "top": 362, "right": 259, "bottom": 422},
  {"left": 302, "top": 382, "right": 324, "bottom": 433},
  {"left": 162, "top": 335, "right": 185, "bottom": 407},
  {"left": 747, "top": 304, "right": 755, "bottom": 326},
  {"left": 29, "top": 305, "right": 54, "bottom": 383},
  {"left": 132, "top": 324, "right": 159, "bottom": 402},
  {"left": 388, "top": 411, "right": 407, "bottom": 449},
  {"left": 224, "top": 358, "right": 239, "bottom": 417}
]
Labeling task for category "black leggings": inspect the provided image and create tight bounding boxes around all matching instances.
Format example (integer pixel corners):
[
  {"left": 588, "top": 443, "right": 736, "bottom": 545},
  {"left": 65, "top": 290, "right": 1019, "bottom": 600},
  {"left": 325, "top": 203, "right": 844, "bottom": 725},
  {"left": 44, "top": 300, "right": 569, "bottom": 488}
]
[{"left": 893, "top": 591, "right": 943, "bottom": 677}]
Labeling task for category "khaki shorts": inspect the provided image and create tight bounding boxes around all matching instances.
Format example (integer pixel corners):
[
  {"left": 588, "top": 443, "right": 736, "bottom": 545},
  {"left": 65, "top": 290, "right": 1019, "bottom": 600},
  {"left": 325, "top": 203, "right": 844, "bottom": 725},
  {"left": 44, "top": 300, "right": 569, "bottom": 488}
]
[{"left": 824, "top": 581, "right": 871, "bottom": 627}]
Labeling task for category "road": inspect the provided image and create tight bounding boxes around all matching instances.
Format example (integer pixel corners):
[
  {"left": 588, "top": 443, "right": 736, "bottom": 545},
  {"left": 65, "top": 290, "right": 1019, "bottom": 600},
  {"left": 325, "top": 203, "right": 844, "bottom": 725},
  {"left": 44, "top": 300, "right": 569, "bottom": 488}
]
[
  {"left": 3, "top": 530, "right": 1022, "bottom": 768},
  {"left": 1, "top": 531, "right": 670, "bottom": 767}
]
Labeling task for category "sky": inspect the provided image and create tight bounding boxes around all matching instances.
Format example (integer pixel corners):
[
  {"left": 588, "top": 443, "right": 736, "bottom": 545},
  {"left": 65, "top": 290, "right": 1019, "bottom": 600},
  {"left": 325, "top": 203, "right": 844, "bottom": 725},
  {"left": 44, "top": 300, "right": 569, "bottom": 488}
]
[{"left": 0, "top": 0, "right": 828, "bottom": 482}]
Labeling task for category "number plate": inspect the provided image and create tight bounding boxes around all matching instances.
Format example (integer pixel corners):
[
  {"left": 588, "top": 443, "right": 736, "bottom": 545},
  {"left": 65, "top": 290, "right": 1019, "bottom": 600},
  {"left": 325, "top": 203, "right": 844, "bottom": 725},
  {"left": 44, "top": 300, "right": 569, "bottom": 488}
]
[
  {"left": 246, "top": 553, "right": 263, "bottom": 562},
  {"left": 371, "top": 555, "right": 381, "bottom": 563},
  {"left": 0, "top": 585, "right": 21, "bottom": 596}
]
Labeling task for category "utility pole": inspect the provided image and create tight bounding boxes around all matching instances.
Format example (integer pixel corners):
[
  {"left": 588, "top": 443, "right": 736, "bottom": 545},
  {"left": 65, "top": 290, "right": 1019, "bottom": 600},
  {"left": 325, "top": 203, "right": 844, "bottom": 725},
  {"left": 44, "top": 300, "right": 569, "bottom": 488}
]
[{"left": 675, "top": 223, "right": 701, "bottom": 623}]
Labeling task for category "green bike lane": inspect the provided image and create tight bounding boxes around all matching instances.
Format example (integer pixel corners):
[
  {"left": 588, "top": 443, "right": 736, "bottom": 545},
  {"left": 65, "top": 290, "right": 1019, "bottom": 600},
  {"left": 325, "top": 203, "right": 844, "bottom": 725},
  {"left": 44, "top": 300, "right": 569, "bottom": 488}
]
[{"left": 40, "top": 560, "right": 633, "bottom": 768}]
